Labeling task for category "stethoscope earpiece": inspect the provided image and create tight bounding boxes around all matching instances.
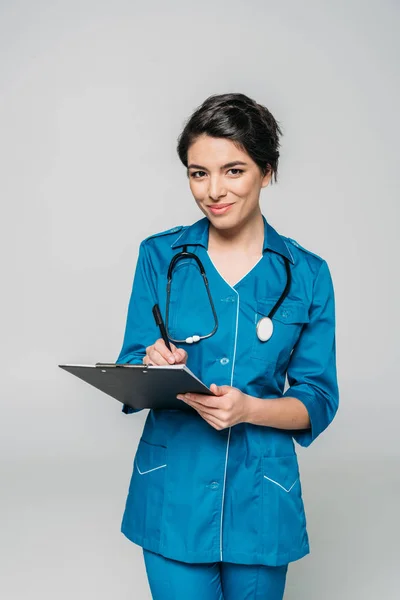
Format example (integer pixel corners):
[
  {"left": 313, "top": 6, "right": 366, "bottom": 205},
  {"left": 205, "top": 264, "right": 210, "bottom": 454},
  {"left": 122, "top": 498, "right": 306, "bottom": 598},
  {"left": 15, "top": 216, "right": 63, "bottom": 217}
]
[{"left": 185, "top": 335, "right": 201, "bottom": 344}]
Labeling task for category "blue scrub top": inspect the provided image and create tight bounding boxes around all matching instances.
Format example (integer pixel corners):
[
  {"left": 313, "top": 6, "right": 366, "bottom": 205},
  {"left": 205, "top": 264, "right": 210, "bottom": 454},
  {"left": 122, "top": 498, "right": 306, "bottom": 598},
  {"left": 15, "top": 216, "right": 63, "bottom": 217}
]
[{"left": 116, "top": 214, "right": 339, "bottom": 567}]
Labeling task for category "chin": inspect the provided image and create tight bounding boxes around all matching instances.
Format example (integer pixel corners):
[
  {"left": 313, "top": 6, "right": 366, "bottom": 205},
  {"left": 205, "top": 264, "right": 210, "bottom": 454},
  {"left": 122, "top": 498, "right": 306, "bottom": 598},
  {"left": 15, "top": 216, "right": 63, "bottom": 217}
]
[{"left": 209, "top": 215, "right": 242, "bottom": 232}]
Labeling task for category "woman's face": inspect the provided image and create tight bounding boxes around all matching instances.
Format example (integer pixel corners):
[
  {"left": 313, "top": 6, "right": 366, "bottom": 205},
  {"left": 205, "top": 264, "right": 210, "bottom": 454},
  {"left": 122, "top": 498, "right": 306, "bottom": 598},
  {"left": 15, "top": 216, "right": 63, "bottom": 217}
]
[{"left": 186, "top": 134, "right": 272, "bottom": 231}]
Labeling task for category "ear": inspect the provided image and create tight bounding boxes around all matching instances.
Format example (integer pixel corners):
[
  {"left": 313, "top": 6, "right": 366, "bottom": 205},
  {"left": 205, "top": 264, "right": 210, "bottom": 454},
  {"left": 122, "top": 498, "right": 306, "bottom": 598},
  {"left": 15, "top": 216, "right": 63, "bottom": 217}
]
[{"left": 261, "top": 166, "right": 273, "bottom": 188}]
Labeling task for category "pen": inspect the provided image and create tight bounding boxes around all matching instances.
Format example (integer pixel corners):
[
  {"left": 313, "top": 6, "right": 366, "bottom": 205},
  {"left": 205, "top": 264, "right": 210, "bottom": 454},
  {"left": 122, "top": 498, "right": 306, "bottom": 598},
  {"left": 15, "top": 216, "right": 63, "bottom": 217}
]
[{"left": 152, "top": 304, "right": 172, "bottom": 352}]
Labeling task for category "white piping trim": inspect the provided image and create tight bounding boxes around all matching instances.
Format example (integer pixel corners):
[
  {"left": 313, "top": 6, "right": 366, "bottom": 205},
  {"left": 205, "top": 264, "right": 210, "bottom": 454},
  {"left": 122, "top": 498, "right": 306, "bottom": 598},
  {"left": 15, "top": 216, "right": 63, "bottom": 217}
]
[
  {"left": 230, "top": 292, "right": 240, "bottom": 386},
  {"left": 263, "top": 475, "right": 298, "bottom": 493},
  {"left": 233, "top": 255, "right": 263, "bottom": 287},
  {"left": 219, "top": 427, "right": 231, "bottom": 561},
  {"left": 283, "top": 240, "right": 295, "bottom": 264},
  {"left": 219, "top": 287, "right": 240, "bottom": 561},
  {"left": 170, "top": 230, "right": 186, "bottom": 248},
  {"left": 206, "top": 251, "right": 263, "bottom": 289},
  {"left": 135, "top": 461, "right": 167, "bottom": 475}
]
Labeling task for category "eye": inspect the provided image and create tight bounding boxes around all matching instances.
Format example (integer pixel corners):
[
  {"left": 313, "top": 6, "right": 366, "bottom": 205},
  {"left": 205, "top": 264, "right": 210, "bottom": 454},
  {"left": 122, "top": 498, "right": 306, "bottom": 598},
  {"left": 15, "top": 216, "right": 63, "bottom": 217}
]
[{"left": 189, "top": 168, "right": 244, "bottom": 179}]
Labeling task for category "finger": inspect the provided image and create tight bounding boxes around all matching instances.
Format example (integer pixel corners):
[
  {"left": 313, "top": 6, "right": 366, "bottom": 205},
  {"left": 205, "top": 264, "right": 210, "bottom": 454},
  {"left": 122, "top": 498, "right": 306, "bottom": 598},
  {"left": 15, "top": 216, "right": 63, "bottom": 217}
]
[
  {"left": 154, "top": 338, "right": 176, "bottom": 364},
  {"left": 180, "top": 398, "right": 229, "bottom": 426},
  {"left": 181, "top": 395, "right": 220, "bottom": 414},
  {"left": 210, "top": 383, "right": 231, "bottom": 396},
  {"left": 175, "top": 348, "right": 188, "bottom": 363},
  {"left": 170, "top": 345, "right": 186, "bottom": 364},
  {"left": 198, "top": 411, "right": 227, "bottom": 431},
  {"left": 148, "top": 346, "right": 170, "bottom": 365},
  {"left": 210, "top": 383, "right": 221, "bottom": 395},
  {"left": 168, "top": 343, "right": 178, "bottom": 363},
  {"left": 187, "top": 402, "right": 219, "bottom": 424},
  {"left": 143, "top": 352, "right": 156, "bottom": 366},
  {"left": 196, "top": 406, "right": 227, "bottom": 423},
  {"left": 178, "top": 393, "right": 222, "bottom": 409},
  {"left": 176, "top": 394, "right": 218, "bottom": 416}
]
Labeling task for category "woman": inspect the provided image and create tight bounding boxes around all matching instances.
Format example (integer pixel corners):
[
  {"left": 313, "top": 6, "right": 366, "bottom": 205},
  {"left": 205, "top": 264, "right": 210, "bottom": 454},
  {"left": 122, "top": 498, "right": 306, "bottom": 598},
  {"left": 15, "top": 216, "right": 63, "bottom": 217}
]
[{"left": 116, "top": 93, "right": 339, "bottom": 599}]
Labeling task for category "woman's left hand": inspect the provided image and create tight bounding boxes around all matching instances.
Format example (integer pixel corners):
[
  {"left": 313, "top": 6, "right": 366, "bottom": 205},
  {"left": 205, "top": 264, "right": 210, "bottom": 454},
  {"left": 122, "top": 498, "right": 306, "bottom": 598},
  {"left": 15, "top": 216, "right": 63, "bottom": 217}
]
[{"left": 177, "top": 384, "right": 252, "bottom": 430}]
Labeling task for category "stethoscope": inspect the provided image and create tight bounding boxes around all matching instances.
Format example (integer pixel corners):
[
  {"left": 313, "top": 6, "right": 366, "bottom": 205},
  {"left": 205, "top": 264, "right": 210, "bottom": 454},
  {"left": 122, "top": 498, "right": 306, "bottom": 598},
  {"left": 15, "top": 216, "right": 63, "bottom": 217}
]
[{"left": 165, "top": 245, "right": 291, "bottom": 345}]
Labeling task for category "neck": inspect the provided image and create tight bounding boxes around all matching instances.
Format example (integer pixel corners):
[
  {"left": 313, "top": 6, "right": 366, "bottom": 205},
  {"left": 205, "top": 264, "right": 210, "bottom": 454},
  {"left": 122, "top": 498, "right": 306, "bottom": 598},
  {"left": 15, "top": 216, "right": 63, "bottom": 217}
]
[{"left": 208, "top": 209, "right": 264, "bottom": 255}]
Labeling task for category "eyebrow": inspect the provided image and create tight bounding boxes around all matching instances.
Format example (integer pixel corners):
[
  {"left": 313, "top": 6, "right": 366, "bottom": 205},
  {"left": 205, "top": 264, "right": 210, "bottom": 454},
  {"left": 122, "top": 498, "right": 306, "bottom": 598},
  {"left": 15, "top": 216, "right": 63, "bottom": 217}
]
[{"left": 187, "top": 160, "right": 248, "bottom": 170}]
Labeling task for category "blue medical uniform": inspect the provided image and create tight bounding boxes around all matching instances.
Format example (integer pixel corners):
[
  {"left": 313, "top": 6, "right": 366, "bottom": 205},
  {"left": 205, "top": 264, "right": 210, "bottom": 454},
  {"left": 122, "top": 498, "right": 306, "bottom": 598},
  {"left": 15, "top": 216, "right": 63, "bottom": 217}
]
[
  {"left": 116, "top": 214, "right": 339, "bottom": 568},
  {"left": 142, "top": 548, "right": 288, "bottom": 600}
]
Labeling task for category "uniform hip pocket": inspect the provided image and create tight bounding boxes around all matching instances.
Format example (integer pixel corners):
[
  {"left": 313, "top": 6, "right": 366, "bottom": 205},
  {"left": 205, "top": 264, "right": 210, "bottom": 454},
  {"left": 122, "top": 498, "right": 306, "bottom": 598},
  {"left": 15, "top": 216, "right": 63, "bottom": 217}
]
[
  {"left": 261, "top": 454, "right": 308, "bottom": 558},
  {"left": 122, "top": 438, "right": 168, "bottom": 544}
]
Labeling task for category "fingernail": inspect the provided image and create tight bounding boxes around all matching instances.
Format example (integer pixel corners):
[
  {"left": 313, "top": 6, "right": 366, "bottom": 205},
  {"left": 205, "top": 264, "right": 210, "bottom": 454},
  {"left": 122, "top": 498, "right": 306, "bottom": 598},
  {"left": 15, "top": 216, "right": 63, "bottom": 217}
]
[{"left": 168, "top": 356, "right": 175, "bottom": 364}]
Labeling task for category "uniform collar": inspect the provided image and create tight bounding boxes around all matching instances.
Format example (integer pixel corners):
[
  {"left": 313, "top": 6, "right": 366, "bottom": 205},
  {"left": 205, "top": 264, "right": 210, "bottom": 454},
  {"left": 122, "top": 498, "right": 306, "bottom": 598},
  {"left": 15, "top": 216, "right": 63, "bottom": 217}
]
[{"left": 170, "top": 214, "right": 295, "bottom": 264}]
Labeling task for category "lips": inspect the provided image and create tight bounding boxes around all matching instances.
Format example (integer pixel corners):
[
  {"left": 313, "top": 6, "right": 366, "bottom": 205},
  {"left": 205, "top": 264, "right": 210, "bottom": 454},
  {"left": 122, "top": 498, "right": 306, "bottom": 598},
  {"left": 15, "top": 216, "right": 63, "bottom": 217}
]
[{"left": 208, "top": 203, "right": 234, "bottom": 214}]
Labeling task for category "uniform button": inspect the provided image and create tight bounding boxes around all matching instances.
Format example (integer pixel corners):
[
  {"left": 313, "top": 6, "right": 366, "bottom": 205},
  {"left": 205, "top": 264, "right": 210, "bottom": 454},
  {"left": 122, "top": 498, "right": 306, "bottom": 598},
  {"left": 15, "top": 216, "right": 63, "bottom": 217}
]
[
  {"left": 280, "top": 309, "right": 290, "bottom": 319},
  {"left": 220, "top": 357, "right": 230, "bottom": 365},
  {"left": 207, "top": 481, "right": 219, "bottom": 490}
]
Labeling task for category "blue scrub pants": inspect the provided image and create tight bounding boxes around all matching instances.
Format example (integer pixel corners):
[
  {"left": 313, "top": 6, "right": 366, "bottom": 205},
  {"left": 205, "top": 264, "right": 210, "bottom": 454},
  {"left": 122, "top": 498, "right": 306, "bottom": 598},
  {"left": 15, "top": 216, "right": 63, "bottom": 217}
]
[{"left": 143, "top": 549, "right": 288, "bottom": 600}]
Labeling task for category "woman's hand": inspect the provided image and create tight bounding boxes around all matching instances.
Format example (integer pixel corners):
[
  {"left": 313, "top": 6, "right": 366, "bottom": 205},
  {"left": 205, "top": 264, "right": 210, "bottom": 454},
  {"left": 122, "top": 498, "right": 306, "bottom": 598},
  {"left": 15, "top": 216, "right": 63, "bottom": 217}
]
[
  {"left": 177, "top": 384, "right": 252, "bottom": 430},
  {"left": 143, "top": 338, "right": 188, "bottom": 366}
]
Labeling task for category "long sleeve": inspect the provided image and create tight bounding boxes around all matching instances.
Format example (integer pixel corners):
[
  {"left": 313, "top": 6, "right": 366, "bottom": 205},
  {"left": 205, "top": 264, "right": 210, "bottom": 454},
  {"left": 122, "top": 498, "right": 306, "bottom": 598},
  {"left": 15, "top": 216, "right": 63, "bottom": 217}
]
[
  {"left": 116, "top": 240, "right": 159, "bottom": 414},
  {"left": 283, "top": 260, "right": 339, "bottom": 447}
]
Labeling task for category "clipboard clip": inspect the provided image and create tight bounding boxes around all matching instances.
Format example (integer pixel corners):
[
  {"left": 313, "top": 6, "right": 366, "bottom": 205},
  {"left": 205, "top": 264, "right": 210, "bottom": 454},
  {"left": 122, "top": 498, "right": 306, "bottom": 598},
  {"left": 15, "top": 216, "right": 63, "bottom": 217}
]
[{"left": 94, "top": 362, "right": 140, "bottom": 368}]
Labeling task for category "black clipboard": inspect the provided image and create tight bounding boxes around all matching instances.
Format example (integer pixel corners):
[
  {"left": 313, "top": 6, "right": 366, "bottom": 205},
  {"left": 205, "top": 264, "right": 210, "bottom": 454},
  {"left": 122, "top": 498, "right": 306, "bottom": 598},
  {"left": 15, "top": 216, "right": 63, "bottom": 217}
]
[{"left": 58, "top": 363, "right": 215, "bottom": 411}]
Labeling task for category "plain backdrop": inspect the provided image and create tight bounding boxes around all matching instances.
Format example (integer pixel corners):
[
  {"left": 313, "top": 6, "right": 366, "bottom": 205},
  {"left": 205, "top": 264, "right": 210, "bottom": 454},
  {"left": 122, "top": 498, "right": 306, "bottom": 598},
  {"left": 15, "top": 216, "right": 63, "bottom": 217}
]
[{"left": 1, "top": 1, "right": 399, "bottom": 598}]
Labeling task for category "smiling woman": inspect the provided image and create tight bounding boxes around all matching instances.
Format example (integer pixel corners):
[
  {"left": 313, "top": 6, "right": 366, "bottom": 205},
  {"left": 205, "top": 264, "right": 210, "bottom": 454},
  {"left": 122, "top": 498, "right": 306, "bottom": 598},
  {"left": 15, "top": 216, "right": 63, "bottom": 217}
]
[
  {"left": 179, "top": 97, "right": 281, "bottom": 239},
  {"left": 116, "top": 93, "right": 339, "bottom": 600}
]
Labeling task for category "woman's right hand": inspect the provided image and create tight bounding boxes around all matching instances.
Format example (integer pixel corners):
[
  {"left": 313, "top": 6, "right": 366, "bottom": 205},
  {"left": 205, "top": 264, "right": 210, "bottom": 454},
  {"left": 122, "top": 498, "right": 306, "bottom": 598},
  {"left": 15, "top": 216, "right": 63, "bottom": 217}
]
[{"left": 143, "top": 338, "right": 188, "bottom": 366}]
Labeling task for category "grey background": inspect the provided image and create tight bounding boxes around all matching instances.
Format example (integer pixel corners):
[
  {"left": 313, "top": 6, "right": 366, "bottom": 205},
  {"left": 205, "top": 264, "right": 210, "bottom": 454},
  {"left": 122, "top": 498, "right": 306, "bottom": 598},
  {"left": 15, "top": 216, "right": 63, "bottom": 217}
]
[{"left": 1, "top": 0, "right": 399, "bottom": 598}]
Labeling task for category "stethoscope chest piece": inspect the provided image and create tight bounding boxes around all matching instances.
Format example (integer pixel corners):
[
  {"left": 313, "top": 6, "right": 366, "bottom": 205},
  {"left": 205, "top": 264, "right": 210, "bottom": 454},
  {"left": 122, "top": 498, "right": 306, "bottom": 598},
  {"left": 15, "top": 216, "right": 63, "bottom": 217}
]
[{"left": 256, "top": 316, "right": 274, "bottom": 342}]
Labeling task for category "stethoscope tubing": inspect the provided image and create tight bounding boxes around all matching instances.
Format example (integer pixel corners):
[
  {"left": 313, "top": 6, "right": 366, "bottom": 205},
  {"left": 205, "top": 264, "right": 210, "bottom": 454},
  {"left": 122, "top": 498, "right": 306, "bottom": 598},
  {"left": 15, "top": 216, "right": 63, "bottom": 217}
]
[{"left": 165, "top": 244, "right": 290, "bottom": 344}]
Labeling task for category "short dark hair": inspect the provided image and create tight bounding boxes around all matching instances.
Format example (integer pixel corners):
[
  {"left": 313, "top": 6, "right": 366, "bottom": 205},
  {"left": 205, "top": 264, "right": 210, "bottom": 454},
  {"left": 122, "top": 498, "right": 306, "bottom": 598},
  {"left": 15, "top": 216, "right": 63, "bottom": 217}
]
[{"left": 176, "top": 93, "right": 283, "bottom": 183}]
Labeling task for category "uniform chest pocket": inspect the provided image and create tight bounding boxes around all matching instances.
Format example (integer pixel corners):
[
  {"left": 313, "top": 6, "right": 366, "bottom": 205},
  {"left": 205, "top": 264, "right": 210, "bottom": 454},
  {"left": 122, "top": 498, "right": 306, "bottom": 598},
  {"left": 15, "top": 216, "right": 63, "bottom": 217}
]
[{"left": 251, "top": 299, "right": 310, "bottom": 365}]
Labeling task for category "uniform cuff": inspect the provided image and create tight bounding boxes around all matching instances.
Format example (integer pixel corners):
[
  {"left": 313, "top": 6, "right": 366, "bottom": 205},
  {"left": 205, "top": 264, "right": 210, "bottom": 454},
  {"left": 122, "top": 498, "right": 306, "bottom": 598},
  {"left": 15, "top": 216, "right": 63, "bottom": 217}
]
[{"left": 282, "top": 388, "right": 321, "bottom": 447}]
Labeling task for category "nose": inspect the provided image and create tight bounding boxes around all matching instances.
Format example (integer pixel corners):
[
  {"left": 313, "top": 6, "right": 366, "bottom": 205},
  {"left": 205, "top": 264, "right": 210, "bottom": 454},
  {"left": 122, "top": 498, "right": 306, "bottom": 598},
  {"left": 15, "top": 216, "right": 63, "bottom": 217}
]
[{"left": 208, "top": 175, "right": 227, "bottom": 201}]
